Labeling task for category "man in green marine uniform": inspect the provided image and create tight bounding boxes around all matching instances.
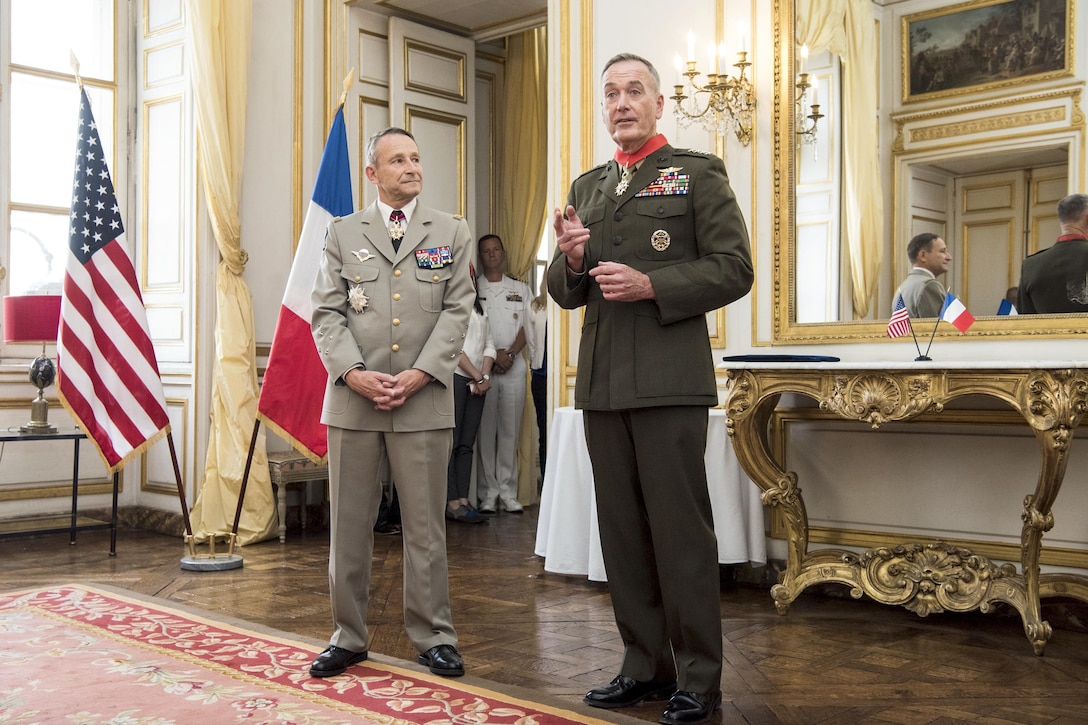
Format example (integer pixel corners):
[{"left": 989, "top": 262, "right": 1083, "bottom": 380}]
[{"left": 547, "top": 52, "right": 753, "bottom": 725}]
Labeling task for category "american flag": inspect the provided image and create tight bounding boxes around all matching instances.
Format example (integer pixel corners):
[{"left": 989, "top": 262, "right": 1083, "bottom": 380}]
[
  {"left": 887, "top": 293, "right": 911, "bottom": 339},
  {"left": 56, "top": 86, "right": 170, "bottom": 474}
]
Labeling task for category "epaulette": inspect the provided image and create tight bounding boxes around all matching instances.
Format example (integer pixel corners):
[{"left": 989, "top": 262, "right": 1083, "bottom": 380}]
[
  {"left": 574, "top": 161, "right": 609, "bottom": 182},
  {"left": 674, "top": 148, "right": 714, "bottom": 157}
]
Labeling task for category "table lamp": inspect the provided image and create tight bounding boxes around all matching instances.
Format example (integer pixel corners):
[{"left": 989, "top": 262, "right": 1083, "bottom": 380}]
[{"left": 3, "top": 294, "right": 62, "bottom": 434}]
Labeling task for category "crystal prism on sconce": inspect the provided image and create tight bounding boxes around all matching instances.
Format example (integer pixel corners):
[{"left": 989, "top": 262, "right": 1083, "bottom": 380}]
[
  {"left": 670, "top": 31, "right": 756, "bottom": 146},
  {"left": 795, "top": 45, "right": 823, "bottom": 146}
]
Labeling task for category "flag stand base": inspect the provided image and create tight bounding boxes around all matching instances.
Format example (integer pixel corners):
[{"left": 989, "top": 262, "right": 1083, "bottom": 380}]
[
  {"left": 180, "top": 533, "right": 244, "bottom": 571},
  {"left": 914, "top": 355, "right": 932, "bottom": 361}
]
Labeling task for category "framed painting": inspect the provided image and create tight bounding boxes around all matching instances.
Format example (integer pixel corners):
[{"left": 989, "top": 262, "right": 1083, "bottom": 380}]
[{"left": 902, "top": 0, "right": 1072, "bottom": 104}]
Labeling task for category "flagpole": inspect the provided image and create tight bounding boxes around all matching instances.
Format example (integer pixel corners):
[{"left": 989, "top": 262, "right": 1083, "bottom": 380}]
[{"left": 906, "top": 318, "right": 929, "bottom": 361}]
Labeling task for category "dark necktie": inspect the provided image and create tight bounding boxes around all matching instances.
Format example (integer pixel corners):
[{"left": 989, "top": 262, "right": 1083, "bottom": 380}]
[{"left": 389, "top": 209, "right": 406, "bottom": 252}]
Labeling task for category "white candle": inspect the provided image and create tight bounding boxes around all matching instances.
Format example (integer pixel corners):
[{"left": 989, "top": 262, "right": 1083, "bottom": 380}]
[
  {"left": 737, "top": 21, "right": 748, "bottom": 53},
  {"left": 800, "top": 44, "right": 809, "bottom": 74},
  {"left": 810, "top": 77, "right": 818, "bottom": 108},
  {"left": 687, "top": 31, "right": 695, "bottom": 62}
]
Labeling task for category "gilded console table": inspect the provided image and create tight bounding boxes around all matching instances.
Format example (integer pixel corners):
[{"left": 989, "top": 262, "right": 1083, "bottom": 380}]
[{"left": 723, "top": 362, "right": 1088, "bottom": 655}]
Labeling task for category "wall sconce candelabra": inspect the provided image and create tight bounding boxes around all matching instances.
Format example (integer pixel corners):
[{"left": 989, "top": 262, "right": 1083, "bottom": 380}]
[
  {"left": 795, "top": 45, "right": 823, "bottom": 146},
  {"left": 670, "top": 29, "right": 755, "bottom": 146}
]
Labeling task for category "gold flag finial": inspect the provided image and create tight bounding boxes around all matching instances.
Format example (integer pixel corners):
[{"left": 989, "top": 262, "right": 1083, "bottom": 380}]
[{"left": 338, "top": 68, "right": 355, "bottom": 107}]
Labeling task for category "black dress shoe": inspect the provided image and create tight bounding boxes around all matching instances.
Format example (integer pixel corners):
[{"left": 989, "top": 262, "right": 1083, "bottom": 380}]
[
  {"left": 309, "top": 645, "right": 368, "bottom": 677},
  {"left": 583, "top": 675, "right": 677, "bottom": 709},
  {"left": 417, "top": 644, "right": 465, "bottom": 677},
  {"left": 659, "top": 690, "right": 722, "bottom": 725}
]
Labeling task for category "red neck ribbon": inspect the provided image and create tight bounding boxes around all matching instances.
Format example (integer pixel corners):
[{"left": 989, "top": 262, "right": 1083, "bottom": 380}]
[
  {"left": 1056, "top": 233, "right": 1088, "bottom": 242},
  {"left": 613, "top": 134, "right": 668, "bottom": 167}
]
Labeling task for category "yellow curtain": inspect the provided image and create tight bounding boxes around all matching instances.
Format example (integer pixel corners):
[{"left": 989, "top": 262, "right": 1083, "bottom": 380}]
[
  {"left": 797, "top": 0, "right": 884, "bottom": 318},
  {"left": 185, "top": 0, "right": 275, "bottom": 545},
  {"left": 495, "top": 27, "right": 548, "bottom": 504}
]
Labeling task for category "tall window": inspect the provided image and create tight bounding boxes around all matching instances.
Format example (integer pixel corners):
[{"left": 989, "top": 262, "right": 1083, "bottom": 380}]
[{"left": 2, "top": 1, "right": 117, "bottom": 329}]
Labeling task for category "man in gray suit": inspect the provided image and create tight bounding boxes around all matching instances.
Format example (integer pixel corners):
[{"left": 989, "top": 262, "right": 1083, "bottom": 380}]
[
  {"left": 309, "top": 127, "right": 474, "bottom": 679},
  {"left": 892, "top": 232, "right": 950, "bottom": 318},
  {"left": 548, "top": 53, "right": 752, "bottom": 725}
]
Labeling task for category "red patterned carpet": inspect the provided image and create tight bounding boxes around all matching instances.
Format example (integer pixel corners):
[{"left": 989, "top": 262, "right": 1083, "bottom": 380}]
[{"left": 0, "top": 584, "right": 634, "bottom": 724}]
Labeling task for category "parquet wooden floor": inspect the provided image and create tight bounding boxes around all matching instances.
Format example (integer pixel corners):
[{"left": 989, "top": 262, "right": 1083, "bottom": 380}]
[{"left": 3, "top": 507, "right": 1088, "bottom": 724}]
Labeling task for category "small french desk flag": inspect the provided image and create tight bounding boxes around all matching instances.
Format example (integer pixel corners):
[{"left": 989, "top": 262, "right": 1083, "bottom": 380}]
[{"left": 940, "top": 292, "right": 975, "bottom": 332}]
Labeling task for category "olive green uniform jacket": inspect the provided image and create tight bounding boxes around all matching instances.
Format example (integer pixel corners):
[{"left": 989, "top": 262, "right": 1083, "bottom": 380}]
[{"left": 546, "top": 145, "right": 753, "bottom": 410}]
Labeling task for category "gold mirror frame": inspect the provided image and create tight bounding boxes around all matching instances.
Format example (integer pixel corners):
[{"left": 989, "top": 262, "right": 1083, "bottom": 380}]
[{"left": 771, "top": 0, "right": 1088, "bottom": 344}]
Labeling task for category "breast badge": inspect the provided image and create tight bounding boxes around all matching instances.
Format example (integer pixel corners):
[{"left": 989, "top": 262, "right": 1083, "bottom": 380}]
[
  {"left": 351, "top": 248, "right": 376, "bottom": 263},
  {"left": 348, "top": 284, "right": 370, "bottom": 314},
  {"left": 651, "top": 230, "right": 671, "bottom": 252}
]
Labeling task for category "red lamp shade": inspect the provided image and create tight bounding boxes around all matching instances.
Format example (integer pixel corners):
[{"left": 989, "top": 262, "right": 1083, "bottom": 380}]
[{"left": 3, "top": 295, "right": 62, "bottom": 343}]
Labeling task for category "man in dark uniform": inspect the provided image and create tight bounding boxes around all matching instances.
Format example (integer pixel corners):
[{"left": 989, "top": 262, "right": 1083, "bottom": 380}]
[
  {"left": 1018, "top": 193, "right": 1088, "bottom": 314},
  {"left": 547, "top": 52, "right": 753, "bottom": 725}
]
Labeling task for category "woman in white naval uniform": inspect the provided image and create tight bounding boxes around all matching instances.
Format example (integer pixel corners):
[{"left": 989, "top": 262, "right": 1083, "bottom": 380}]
[{"left": 475, "top": 234, "right": 532, "bottom": 513}]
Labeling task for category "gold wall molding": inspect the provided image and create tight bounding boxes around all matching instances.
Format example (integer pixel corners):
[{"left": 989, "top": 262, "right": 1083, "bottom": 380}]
[{"left": 910, "top": 107, "right": 1067, "bottom": 144}]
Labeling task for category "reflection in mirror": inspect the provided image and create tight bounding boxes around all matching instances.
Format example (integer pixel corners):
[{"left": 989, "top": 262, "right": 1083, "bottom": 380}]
[{"left": 773, "top": 0, "right": 1088, "bottom": 343}]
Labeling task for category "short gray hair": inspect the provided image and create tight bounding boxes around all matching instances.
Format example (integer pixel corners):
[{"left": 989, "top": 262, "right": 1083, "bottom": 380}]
[
  {"left": 364, "top": 127, "right": 415, "bottom": 166},
  {"left": 1057, "top": 193, "right": 1088, "bottom": 224},
  {"left": 602, "top": 53, "right": 661, "bottom": 93}
]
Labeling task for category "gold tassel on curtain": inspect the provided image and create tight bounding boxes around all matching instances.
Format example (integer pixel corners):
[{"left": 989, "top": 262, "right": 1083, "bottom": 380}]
[
  {"left": 185, "top": 0, "right": 276, "bottom": 545},
  {"left": 494, "top": 28, "right": 549, "bottom": 505}
]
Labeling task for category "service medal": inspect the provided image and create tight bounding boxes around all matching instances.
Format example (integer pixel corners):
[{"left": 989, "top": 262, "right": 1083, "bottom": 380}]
[
  {"left": 389, "top": 219, "right": 405, "bottom": 241},
  {"left": 651, "top": 230, "right": 671, "bottom": 251}
]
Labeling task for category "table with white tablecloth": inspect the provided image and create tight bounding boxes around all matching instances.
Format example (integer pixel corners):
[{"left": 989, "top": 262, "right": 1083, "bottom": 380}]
[{"left": 534, "top": 407, "right": 767, "bottom": 582}]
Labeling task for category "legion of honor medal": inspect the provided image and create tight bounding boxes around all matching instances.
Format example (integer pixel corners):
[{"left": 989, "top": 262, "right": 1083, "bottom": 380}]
[
  {"left": 615, "top": 164, "right": 632, "bottom": 196},
  {"left": 389, "top": 218, "right": 405, "bottom": 241}
]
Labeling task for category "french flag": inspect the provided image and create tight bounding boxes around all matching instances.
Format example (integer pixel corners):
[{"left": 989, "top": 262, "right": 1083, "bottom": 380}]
[
  {"left": 940, "top": 292, "right": 975, "bottom": 333},
  {"left": 256, "top": 106, "right": 353, "bottom": 462}
]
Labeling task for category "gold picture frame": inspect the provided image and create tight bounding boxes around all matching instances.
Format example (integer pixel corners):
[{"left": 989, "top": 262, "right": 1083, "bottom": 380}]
[{"left": 901, "top": 0, "right": 1073, "bottom": 104}]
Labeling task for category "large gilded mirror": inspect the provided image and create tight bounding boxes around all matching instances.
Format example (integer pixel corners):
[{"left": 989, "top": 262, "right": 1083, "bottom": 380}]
[{"left": 773, "top": 0, "right": 1088, "bottom": 343}]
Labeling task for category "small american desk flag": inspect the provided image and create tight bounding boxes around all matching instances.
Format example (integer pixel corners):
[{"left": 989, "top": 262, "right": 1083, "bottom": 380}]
[
  {"left": 57, "top": 86, "right": 170, "bottom": 474},
  {"left": 887, "top": 293, "right": 910, "bottom": 338}
]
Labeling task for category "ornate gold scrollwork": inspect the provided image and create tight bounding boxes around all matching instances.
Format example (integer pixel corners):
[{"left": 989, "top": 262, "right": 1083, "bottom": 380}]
[
  {"left": 1021, "top": 369, "right": 1088, "bottom": 453},
  {"left": 845, "top": 543, "right": 1017, "bottom": 617},
  {"left": 821, "top": 373, "right": 943, "bottom": 428}
]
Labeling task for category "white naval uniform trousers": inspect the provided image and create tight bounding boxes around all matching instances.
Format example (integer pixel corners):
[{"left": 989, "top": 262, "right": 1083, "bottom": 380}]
[{"left": 476, "top": 275, "right": 530, "bottom": 508}]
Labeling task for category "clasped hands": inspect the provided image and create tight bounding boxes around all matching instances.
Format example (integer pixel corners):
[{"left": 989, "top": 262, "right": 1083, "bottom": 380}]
[
  {"left": 552, "top": 205, "right": 655, "bottom": 302},
  {"left": 345, "top": 367, "right": 431, "bottom": 411}
]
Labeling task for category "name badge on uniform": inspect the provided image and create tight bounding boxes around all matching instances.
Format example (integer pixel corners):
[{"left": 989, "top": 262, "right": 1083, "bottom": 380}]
[
  {"left": 415, "top": 245, "right": 453, "bottom": 269},
  {"left": 635, "top": 167, "right": 690, "bottom": 197}
]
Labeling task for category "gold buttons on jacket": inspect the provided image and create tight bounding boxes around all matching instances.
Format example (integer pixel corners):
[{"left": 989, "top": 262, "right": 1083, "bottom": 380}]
[
  {"left": 393, "top": 293, "right": 401, "bottom": 301},
  {"left": 391, "top": 344, "right": 400, "bottom": 352},
  {"left": 354, "top": 274, "right": 362, "bottom": 282},
  {"left": 394, "top": 269, "right": 402, "bottom": 277},
  {"left": 393, "top": 318, "right": 401, "bottom": 326},
  {"left": 432, "top": 274, "right": 440, "bottom": 282}
]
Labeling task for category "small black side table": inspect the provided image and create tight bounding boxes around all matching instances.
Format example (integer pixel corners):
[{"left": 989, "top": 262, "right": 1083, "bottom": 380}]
[{"left": 0, "top": 430, "right": 119, "bottom": 556}]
